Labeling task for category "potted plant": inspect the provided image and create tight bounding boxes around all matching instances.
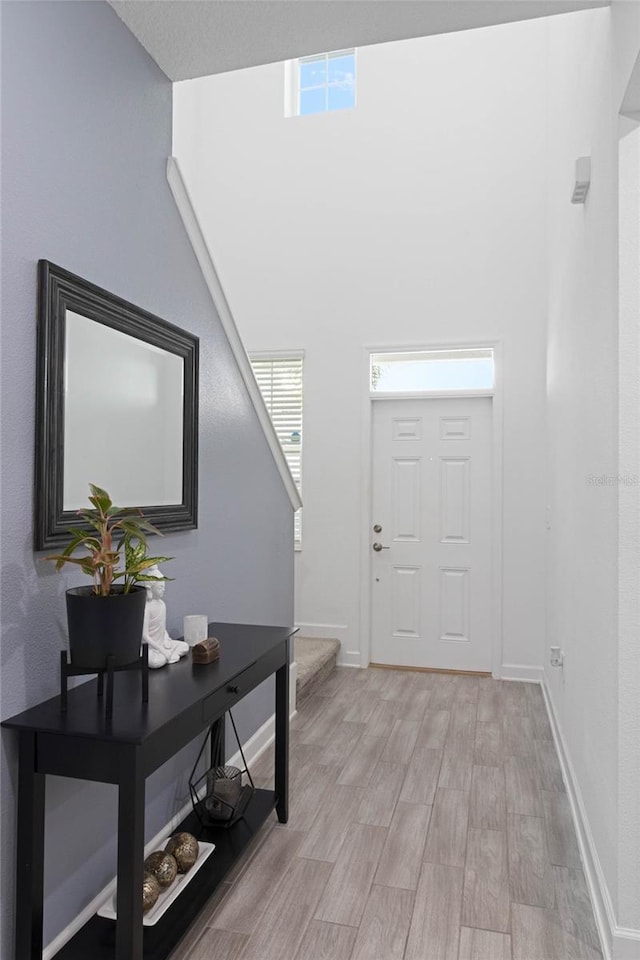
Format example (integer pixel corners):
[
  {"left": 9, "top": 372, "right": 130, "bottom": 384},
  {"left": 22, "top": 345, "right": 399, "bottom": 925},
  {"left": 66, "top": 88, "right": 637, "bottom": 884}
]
[{"left": 46, "top": 484, "right": 173, "bottom": 669}]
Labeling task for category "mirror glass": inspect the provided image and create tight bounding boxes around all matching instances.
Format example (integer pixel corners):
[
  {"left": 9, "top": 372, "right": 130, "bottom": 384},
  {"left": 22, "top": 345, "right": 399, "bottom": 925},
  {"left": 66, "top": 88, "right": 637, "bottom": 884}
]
[{"left": 64, "top": 312, "right": 184, "bottom": 509}]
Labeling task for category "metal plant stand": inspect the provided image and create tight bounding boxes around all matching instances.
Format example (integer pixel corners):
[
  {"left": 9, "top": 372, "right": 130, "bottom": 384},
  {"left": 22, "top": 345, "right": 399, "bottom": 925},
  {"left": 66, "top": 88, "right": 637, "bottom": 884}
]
[{"left": 60, "top": 644, "right": 149, "bottom": 721}]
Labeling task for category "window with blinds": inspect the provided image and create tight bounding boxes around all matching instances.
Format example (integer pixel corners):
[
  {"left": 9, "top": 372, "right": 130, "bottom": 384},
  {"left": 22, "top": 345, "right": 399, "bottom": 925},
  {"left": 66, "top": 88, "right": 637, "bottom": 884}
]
[{"left": 250, "top": 354, "right": 303, "bottom": 547}]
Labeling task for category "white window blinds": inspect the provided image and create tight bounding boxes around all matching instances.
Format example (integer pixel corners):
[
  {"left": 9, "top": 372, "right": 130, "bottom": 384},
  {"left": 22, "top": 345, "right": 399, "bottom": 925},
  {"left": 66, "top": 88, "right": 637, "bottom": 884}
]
[{"left": 250, "top": 355, "right": 303, "bottom": 547}]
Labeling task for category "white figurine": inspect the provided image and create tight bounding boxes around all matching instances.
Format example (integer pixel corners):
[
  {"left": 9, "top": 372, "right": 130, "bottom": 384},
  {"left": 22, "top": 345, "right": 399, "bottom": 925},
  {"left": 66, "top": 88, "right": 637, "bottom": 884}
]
[{"left": 141, "top": 566, "right": 189, "bottom": 669}]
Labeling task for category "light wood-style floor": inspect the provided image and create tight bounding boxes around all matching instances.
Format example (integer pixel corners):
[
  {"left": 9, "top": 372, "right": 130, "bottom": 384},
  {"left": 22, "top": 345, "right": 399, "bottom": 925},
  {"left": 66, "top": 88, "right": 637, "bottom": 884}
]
[{"left": 172, "top": 667, "right": 602, "bottom": 960}]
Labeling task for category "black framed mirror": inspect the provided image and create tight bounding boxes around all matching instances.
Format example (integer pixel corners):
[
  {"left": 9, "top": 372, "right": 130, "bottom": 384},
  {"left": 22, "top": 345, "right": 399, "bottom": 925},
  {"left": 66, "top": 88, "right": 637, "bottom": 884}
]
[{"left": 34, "top": 261, "right": 199, "bottom": 550}]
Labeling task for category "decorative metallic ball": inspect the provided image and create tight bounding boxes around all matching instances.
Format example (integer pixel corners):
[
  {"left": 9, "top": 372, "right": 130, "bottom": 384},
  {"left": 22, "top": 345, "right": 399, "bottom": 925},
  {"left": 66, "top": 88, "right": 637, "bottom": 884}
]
[
  {"left": 165, "top": 832, "right": 199, "bottom": 873},
  {"left": 144, "top": 850, "right": 178, "bottom": 889},
  {"left": 142, "top": 872, "right": 161, "bottom": 913}
]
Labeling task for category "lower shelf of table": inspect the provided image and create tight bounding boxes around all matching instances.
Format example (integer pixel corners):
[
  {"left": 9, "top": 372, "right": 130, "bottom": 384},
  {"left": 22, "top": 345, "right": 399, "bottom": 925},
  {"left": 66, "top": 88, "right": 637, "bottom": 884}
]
[{"left": 53, "top": 789, "right": 278, "bottom": 960}]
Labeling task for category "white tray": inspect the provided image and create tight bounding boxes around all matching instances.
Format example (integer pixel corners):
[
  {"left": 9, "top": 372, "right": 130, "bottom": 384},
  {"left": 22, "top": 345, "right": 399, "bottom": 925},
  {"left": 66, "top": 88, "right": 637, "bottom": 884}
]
[{"left": 97, "top": 841, "right": 215, "bottom": 927}]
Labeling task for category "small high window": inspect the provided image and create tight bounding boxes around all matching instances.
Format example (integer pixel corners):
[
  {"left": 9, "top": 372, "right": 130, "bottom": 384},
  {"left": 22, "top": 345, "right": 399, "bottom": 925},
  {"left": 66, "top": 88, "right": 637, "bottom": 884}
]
[
  {"left": 288, "top": 50, "right": 356, "bottom": 117},
  {"left": 370, "top": 349, "right": 495, "bottom": 394}
]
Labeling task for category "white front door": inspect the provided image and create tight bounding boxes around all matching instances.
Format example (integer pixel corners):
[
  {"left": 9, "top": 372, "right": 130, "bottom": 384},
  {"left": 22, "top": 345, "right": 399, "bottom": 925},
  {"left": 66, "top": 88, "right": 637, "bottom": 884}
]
[{"left": 370, "top": 397, "right": 493, "bottom": 671}]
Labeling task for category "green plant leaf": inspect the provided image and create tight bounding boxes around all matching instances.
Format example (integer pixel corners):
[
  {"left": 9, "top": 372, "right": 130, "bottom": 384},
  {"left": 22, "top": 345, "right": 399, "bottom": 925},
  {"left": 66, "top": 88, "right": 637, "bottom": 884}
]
[
  {"left": 125, "top": 556, "right": 173, "bottom": 574},
  {"left": 46, "top": 554, "right": 97, "bottom": 573},
  {"left": 133, "top": 573, "right": 175, "bottom": 582},
  {"left": 45, "top": 484, "right": 172, "bottom": 592},
  {"left": 76, "top": 513, "right": 108, "bottom": 536},
  {"left": 106, "top": 505, "right": 143, "bottom": 519},
  {"left": 46, "top": 535, "right": 100, "bottom": 562},
  {"left": 88, "top": 483, "right": 112, "bottom": 506},
  {"left": 118, "top": 519, "right": 149, "bottom": 535}
]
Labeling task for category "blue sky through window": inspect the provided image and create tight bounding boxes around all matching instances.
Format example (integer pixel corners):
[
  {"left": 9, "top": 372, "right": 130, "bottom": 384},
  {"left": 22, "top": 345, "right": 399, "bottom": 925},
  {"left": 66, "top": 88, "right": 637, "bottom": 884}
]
[
  {"left": 300, "top": 59, "right": 326, "bottom": 88},
  {"left": 370, "top": 351, "right": 495, "bottom": 392},
  {"left": 298, "top": 50, "right": 355, "bottom": 116}
]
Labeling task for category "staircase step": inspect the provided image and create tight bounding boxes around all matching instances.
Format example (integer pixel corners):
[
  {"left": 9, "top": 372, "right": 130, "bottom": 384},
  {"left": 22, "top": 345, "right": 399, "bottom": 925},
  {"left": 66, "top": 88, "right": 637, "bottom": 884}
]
[{"left": 294, "top": 636, "right": 340, "bottom": 703}]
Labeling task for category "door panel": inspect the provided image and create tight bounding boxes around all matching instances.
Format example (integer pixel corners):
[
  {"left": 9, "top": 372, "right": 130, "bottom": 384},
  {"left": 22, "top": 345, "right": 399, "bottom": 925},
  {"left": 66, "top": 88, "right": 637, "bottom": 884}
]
[
  {"left": 393, "top": 459, "right": 421, "bottom": 540},
  {"left": 371, "top": 397, "right": 492, "bottom": 671},
  {"left": 440, "top": 458, "right": 470, "bottom": 543},
  {"left": 439, "top": 567, "right": 470, "bottom": 643},
  {"left": 392, "top": 566, "right": 421, "bottom": 637}
]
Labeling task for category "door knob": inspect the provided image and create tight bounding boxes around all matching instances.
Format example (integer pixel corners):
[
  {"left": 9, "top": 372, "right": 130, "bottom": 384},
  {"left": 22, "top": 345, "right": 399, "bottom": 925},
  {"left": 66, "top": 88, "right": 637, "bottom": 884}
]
[{"left": 372, "top": 542, "right": 390, "bottom": 552}]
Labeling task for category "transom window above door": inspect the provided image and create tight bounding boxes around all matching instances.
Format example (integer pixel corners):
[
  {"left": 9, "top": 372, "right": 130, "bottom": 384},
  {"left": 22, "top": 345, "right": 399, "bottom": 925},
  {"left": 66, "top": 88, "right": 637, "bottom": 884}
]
[{"left": 370, "top": 348, "right": 495, "bottom": 395}]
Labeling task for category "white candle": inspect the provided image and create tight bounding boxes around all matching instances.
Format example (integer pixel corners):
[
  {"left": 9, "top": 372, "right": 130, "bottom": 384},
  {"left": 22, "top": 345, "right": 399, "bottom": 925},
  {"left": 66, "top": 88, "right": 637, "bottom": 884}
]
[{"left": 183, "top": 614, "right": 208, "bottom": 646}]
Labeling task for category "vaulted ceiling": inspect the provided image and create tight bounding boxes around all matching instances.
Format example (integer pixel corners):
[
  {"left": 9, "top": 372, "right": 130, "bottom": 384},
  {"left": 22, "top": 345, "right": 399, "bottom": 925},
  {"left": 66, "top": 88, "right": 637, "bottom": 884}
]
[{"left": 109, "top": 0, "right": 609, "bottom": 81}]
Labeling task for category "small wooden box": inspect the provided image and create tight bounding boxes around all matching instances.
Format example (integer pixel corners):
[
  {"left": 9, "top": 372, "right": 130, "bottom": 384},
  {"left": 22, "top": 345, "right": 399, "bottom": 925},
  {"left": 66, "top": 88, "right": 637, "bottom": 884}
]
[{"left": 191, "top": 638, "right": 220, "bottom": 664}]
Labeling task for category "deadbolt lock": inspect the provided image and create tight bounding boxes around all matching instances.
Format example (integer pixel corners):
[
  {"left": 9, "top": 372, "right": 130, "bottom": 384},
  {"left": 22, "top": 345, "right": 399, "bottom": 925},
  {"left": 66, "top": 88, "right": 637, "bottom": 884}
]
[{"left": 373, "top": 524, "right": 382, "bottom": 533}]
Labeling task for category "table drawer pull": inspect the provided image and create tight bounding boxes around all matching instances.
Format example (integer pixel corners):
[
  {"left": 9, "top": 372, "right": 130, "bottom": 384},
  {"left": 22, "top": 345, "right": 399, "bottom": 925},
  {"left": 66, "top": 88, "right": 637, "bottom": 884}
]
[{"left": 202, "top": 655, "right": 276, "bottom": 724}]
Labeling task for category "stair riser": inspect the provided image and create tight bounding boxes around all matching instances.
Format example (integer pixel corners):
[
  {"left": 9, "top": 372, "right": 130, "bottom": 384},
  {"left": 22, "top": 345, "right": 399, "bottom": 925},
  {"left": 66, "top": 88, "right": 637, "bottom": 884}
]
[{"left": 297, "top": 655, "right": 338, "bottom": 704}]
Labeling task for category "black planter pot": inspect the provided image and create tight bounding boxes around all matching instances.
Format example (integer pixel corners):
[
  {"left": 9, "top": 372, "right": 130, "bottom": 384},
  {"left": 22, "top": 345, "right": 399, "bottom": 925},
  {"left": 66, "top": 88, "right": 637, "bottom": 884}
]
[{"left": 66, "top": 585, "right": 146, "bottom": 670}]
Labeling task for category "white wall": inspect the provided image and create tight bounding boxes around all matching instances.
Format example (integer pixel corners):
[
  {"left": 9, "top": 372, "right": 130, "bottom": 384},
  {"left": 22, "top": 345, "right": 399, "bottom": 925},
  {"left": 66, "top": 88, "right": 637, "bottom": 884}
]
[
  {"left": 544, "top": 5, "right": 640, "bottom": 955},
  {"left": 618, "top": 118, "right": 640, "bottom": 937},
  {"left": 174, "top": 20, "right": 549, "bottom": 675}
]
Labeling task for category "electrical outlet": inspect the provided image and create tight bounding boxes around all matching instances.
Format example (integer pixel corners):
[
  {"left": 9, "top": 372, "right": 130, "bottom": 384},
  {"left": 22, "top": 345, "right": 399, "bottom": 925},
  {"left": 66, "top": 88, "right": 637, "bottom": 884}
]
[{"left": 550, "top": 646, "right": 564, "bottom": 668}]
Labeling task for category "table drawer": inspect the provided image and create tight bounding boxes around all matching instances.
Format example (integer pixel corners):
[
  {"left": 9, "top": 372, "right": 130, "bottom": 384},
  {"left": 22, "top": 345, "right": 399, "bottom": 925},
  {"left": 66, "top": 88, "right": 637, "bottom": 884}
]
[{"left": 202, "top": 644, "right": 284, "bottom": 724}]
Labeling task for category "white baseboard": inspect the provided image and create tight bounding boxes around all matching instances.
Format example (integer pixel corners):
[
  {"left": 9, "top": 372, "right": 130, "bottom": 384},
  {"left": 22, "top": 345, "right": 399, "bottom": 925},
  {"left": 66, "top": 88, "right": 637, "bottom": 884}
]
[
  {"left": 542, "top": 680, "right": 640, "bottom": 960},
  {"left": 500, "top": 663, "right": 544, "bottom": 682},
  {"left": 337, "top": 649, "right": 362, "bottom": 667},
  {"left": 294, "top": 621, "right": 361, "bottom": 667},
  {"left": 612, "top": 930, "right": 640, "bottom": 960},
  {"left": 289, "top": 660, "right": 297, "bottom": 715},
  {"left": 43, "top": 704, "right": 295, "bottom": 960}
]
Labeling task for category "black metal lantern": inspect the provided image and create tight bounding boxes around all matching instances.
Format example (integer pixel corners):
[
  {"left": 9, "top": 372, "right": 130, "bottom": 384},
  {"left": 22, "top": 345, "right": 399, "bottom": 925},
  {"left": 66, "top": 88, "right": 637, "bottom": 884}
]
[{"left": 189, "top": 712, "right": 254, "bottom": 828}]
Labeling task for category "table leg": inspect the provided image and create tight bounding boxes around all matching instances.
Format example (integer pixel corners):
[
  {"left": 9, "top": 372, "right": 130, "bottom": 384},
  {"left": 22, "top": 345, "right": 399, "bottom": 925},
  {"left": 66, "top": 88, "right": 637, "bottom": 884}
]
[
  {"left": 60, "top": 651, "right": 69, "bottom": 713},
  {"left": 274, "top": 656, "right": 289, "bottom": 823},
  {"left": 116, "top": 747, "right": 145, "bottom": 960},
  {"left": 141, "top": 644, "right": 149, "bottom": 704},
  {"left": 106, "top": 655, "right": 115, "bottom": 723},
  {"left": 15, "top": 731, "right": 45, "bottom": 960},
  {"left": 211, "top": 715, "right": 225, "bottom": 768}
]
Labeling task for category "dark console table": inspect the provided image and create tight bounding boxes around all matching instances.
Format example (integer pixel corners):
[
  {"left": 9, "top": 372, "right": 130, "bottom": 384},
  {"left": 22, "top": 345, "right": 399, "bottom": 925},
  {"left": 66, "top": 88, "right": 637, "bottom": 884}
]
[{"left": 2, "top": 622, "right": 292, "bottom": 960}]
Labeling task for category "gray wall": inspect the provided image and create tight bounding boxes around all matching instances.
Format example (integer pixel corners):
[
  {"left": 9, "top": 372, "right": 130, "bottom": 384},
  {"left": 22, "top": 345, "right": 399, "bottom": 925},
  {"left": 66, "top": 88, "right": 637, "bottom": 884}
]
[{"left": 0, "top": 1, "right": 293, "bottom": 953}]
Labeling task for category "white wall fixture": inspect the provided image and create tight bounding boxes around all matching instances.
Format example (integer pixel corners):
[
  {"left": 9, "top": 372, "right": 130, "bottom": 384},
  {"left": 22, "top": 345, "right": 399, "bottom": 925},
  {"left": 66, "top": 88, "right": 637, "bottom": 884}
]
[
  {"left": 571, "top": 156, "right": 591, "bottom": 203},
  {"left": 549, "top": 646, "right": 564, "bottom": 667}
]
